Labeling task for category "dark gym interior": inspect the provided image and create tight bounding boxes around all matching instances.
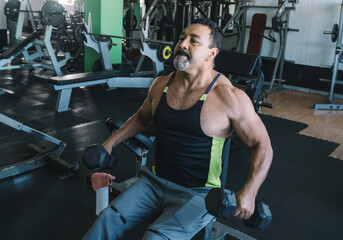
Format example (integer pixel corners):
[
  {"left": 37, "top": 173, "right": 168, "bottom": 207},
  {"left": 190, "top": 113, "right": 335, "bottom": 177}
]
[{"left": 1, "top": 0, "right": 343, "bottom": 240}]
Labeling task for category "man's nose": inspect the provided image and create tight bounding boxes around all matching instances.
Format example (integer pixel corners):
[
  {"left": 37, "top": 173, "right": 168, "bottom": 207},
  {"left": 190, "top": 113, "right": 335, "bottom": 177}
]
[{"left": 178, "top": 39, "right": 189, "bottom": 50}]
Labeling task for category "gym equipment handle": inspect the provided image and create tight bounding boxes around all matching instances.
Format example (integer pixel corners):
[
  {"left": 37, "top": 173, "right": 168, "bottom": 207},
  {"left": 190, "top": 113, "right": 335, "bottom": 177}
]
[{"left": 261, "top": 102, "right": 274, "bottom": 109}]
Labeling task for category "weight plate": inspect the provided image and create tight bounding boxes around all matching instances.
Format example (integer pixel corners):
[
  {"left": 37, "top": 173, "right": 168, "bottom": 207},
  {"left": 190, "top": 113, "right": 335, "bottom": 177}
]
[
  {"left": 4, "top": 0, "right": 20, "bottom": 21},
  {"left": 60, "top": 37, "right": 70, "bottom": 52},
  {"left": 271, "top": 16, "right": 283, "bottom": 33},
  {"left": 41, "top": 1, "right": 65, "bottom": 26},
  {"left": 66, "top": 58, "right": 79, "bottom": 72},
  {"left": 74, "top": 23, "right": 87, "bottom": 43},
  {"left": 332, "top": 24, "right": 339, "bottom": 43},
  {"left": 158, "top": 44, "right": 172, "bottom": 62},
  {"left": 99, "top": 36, "right": 113, "bottom": 50}
]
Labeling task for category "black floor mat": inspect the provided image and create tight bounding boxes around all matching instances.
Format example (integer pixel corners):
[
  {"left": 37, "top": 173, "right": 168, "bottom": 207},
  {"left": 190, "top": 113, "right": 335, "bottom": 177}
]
[{"left": 220, "top": 115, "right": 343, "bottom": 240}]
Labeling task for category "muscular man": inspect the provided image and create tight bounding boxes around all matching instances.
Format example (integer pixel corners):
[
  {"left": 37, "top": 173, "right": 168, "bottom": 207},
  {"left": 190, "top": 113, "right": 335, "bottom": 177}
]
[{"left": 84, "top": 18, "right": 273, "bottom": 240}]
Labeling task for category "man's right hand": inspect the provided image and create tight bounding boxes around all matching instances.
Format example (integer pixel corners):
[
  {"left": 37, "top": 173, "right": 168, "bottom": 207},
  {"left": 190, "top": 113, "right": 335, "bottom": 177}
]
[{"left": 91, "top": 172, "right": 115, "bottom": 191}]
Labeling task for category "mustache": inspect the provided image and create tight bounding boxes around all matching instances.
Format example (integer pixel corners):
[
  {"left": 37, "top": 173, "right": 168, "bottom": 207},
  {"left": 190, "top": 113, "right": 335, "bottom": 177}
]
[{"left": 175, "top": 50, "right": 191, "bottom": 59}]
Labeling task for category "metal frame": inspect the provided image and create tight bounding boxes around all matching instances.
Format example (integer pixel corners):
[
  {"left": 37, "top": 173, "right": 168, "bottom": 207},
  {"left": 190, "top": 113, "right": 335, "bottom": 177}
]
[
  {"left": 49, "top": 13, "right": 164, "bottom": 113},
  {"left": 0, "top": 88, "right": 15, "bottom": 96},
  {"left": 111, "top": 145, "right": 150, "bottom": 193},
  {"left": 0, "top": 42, "right": 40, "bottom": 70},
  {"left": 221, "top": 0, "right": 298, "bottom": 91},
  {"left": 268, "top": 1, "right": 297, "bottom": 90},
  {"left": 5, "top": 0, "right": 70, "bottom": 76},
  {"left": 222, "top": 1, "right": 281, "bottom": 52},
  {"left": 314, "top": 0, "right": 343, "bottom": 110},
  {"left": 51, "top": 77, "right": 154, "bottom": 112},
  {"left": 0, "top": 113, "right": 78, "bottom": 180},
  {"left": 84, "top": 13, "right": 164, "bottom": 76},
  {"left": 107, "top": 121, "right": 155, "bottom": 192}
]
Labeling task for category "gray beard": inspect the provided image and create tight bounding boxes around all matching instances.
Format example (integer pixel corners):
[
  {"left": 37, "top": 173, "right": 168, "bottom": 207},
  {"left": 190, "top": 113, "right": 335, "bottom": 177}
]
[{"left": 173, "top": 55, "right": 189, "bottom": 71}]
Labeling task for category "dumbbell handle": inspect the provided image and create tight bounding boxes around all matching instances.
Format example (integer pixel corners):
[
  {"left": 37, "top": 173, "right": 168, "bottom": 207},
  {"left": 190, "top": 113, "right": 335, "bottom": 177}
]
[
  {"left": 205, "top": 188, "right": 272, "bottom": 229},
  {"left": 324, "top": 31, "right": 334, "bottom": 35},
  {"left": 261, "top": 102, "right": 274, "bottom": 109}
]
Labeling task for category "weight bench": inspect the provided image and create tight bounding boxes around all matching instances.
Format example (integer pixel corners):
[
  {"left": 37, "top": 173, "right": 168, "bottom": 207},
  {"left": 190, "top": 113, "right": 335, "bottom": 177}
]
[
  {"left": 91, "top": 119, "right": 267, "bottom": 240},
  {"left": 0, "top": 29, "right": 44, "bottom": 70},
  {"left": 215, "top": 50, "right": 273, "bottom": 112},
  {"left": 0, "top": 113, "right": 79, "bottom": 180},
  {"left": 48, "top": 71, "right": 155, "bottom": 112},
  {"left": 0, "top": 88, "right": 15, "bottom": 96},
  {"left": 48, "top": 12, "right": 167, "bottom": 113},
  {"left": 104, "top": 118, "right": 155, "bottom": 192},
  {"left": 104, "top": 119, "right": 239, "bottom": 240}
]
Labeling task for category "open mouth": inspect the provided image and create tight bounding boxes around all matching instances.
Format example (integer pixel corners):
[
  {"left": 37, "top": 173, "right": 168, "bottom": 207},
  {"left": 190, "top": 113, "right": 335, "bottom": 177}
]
[{"left": 175, "top": 50, "right": 191, "bottom": 60}]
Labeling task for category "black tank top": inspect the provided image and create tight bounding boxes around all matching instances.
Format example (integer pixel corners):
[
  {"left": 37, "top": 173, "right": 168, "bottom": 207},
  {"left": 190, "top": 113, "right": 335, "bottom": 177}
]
[{"left": 153, "top": 72, "right": 231, "bottom": 188}]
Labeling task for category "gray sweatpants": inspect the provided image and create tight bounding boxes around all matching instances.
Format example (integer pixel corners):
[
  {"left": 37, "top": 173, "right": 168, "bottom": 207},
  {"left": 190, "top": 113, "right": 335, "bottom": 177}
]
[{"left": 83, "top": 167, "right": 214, "bottom": 240}]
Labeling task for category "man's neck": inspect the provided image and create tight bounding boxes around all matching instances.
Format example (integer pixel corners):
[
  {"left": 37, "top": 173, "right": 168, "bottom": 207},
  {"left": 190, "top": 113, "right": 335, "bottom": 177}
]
[{"left": 178, "top": 67, "right": 215, "bottom": 89}]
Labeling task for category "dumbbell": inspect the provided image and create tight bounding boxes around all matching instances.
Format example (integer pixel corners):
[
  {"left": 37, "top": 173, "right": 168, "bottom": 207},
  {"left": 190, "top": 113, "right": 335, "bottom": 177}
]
[
  {"left": 205, "top": 188, "right": 272, "bottom": 230},
  {"left": 82, "top": 144, "right": 119, "bottom": 170}
]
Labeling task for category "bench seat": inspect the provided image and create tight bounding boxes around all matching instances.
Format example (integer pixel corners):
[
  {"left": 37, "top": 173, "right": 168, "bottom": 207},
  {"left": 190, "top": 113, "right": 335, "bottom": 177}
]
[
  {"left": 48, "top": 70, "right": 129, "bottom": 85},
  {"left": 0, "top": 30, "right": 44, "bottom": 60}
]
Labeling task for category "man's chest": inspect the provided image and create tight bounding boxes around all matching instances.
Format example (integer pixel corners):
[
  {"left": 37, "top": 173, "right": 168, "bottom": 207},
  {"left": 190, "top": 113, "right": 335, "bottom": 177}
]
[
  {"left": 200, "top": 100, "right": 231, "bottom": 138},
  {"left": 164, "top": 90, "right": 231, "bottom": 138}
]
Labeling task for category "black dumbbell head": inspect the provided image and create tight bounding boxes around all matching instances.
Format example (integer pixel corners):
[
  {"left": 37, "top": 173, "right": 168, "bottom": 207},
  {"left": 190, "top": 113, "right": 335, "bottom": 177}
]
[
  {"left": 82, "top": 144, "right": 118, "bottom": 170},
  {"left": 243, "top": 201, "right": 272, "bottom": 230},
  {"left": 205, "top": 188, "right": 237, "bottom": 220}
]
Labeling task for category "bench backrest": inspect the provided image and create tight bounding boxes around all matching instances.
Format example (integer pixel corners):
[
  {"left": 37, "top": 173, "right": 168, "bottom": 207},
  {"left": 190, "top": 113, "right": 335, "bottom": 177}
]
[{"left": 214, "top": 50, "right": 262, "bottom": 76}]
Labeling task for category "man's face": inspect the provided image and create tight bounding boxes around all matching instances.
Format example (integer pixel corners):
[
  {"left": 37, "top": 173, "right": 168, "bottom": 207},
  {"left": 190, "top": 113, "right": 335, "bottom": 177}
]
[{"left": 173, "top": 24, "right": 213, "bottom": 71}]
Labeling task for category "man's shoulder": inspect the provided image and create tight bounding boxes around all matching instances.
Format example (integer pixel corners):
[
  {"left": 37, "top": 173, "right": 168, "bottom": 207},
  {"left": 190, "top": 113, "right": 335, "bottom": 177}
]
[
  {"left": 212, "top": 74, "right": 243, "bottom": 99},
  {"left": 148, "top": 73, "right": 173, "bottom": 97},
  {"left": 152, "top": 73, "right": 173, "bottom": 87},
  {"left": 212, "top": 74, "right": 253, "bottom": 114}
]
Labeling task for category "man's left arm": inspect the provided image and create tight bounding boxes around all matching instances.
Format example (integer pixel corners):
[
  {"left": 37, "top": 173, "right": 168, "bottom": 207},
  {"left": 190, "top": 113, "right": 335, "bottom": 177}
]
[{"left": 229, "top": 89, "right": 273, "bottom": 219}]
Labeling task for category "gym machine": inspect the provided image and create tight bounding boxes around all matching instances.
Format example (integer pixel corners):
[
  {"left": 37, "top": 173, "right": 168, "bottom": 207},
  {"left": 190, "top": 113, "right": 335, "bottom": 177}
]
[
  {"left": 142, "top": 0, "right": 169, "bottom": 41},
  {"left": 174, "top": 1, "right": 234, "bottom": 40},
  {"left": 83, "top": 13, "right": 173, "bottom": 76},
  {"left": 0, "top": 113, "right": 79, "bottom": 180},
  {"left": 47, "top": 13, "right": 173, "bottom": 112},
  {"left": 123, "top": 0, "right": 139, "bottom": 51},
  {"left": 82, "top": 119, "right": 155, "bottom": 214},
  {"left": 314, "top": 0, "right": 343, "bottom": 110},
  {"left": 268, "top": 0, "right": 299, "bottom": 91},
  {"left": 221, "top": 0, "right": 298, "bottom": 56},
  {"left": 104, "top": 119, "right": 155, "bottom": 193},
  {"left": 2, "top": 0, "right": 71, "bottom": 76}
]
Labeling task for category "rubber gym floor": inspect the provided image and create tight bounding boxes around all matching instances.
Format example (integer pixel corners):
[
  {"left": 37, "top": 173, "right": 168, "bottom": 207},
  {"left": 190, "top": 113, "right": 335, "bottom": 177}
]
[{"left": 1, "top": 68, "right": 343, "bottom": 240}]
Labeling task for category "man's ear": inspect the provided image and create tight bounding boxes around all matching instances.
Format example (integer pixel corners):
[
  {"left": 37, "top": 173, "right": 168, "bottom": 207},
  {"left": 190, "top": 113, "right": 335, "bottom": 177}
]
[{"left": 207, "top": 47, "right": 219, "bottom": 61}]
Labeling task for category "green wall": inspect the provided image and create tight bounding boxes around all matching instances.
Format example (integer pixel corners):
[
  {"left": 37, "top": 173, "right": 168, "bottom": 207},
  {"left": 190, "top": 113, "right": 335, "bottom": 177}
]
[{"left": 84, "top": 0, "right": 123, "bottom": 72}]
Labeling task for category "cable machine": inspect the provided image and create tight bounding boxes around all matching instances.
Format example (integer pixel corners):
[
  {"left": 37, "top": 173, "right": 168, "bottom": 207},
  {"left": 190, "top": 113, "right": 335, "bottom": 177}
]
[{"left": 314, "top": 0, "right": 343, "bottom": 110}]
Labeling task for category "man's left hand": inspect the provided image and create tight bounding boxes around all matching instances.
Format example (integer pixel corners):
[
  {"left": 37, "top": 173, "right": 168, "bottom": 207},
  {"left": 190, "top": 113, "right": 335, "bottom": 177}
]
[
  {"left": 91, "top": 172, "right": 115, "bottom": 192},
  {"left": 232, "top": 189, "right": 256, "bottom": 219}
]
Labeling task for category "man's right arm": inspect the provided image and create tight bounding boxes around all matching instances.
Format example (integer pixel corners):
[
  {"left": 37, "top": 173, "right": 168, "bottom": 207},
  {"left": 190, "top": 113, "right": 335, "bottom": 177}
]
[{"left": 101, "top": 76, "right": 163, "bottom": 154}]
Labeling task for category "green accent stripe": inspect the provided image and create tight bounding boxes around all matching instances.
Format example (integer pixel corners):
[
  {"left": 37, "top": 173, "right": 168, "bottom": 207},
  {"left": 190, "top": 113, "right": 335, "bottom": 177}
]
[
  {"left": 163, "top": 86, "right": 168, "bottom": 93},
  {"left": 205, "top": 137, "right": 225, "bottom": 188},
  {"left": 199, "top": 94, "right": 207, "bottom": 101}
]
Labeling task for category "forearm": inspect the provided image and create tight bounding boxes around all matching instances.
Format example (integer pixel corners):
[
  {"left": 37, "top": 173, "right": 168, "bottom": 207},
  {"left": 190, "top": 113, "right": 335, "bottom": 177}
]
[
  {"left": 242, "top": 143, "right": 273, "bottom": 197},
  {"left": 102, "top": 111, "right": 152, "bottom": 152}
]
